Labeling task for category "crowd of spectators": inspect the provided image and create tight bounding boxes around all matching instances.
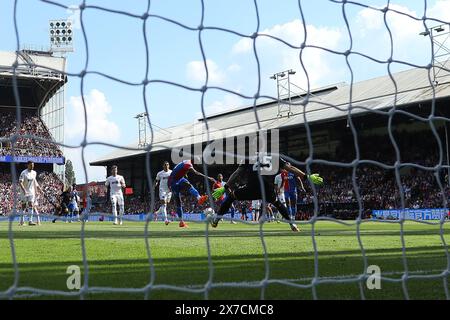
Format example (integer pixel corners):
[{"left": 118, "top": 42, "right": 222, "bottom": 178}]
[
  {"left": 1, "top": 124, "right": 448, "bottom": 220},
  {"left": 84, "top": 128, "right": 450, "bottom": 220},
  {"left": 0, "top": 110, "right": 63, "bottom": 158}
]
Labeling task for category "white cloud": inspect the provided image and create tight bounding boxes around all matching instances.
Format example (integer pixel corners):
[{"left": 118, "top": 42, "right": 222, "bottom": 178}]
[
  {"left": 186, "top": 59, "right": 226, "bottom": 85},
  {"left": 233, "top": 19, "right": 341, "bottom": 55},
  {"left": 232, "top": 19, "right": 343, "bottom": 89},
  {"left": 227, "top": 63, "right": 241, "bottom": 73},
  {"left": 195, "top": 93, "right": 244, "bottom": 118},
  {"left": 356, "top": 4, "right": 423, "bottom": 41},
  {"left": 353, "top": 2, "right": 450, "bottom": 63},
  {"left": 65, "top": 89, "right": 120, "bottom": 183},
  {"left": 427, "top": 0, "right": 450, "bottom": 25},
  {"left": 63, "top": 147, "right": 106, "bottom": 184},
  {"left": 66, "top": 89, "right": 120, "bottom": 143}
]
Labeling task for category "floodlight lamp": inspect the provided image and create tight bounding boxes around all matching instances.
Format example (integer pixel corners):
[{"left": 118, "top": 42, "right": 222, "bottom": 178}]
[
  {"left": 279, "top": 73, "right": 285, "bottom": 77},
  {"left": 435, "top": 26, "right": 445, "bottom": 32},
  {"left": 419, "top": 30, "right": 430, "bottom": 36},
  {"left": 288, "top": 70, "right": 296, "bottom": 75},
  {"left": 270, "top": 75, "right": 276, "bottom": 80}
]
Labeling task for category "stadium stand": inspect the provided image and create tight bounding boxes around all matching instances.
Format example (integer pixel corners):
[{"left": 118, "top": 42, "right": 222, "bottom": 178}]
[
  {"left": 0, "top": 109, "right": 63, "bottom": 158},
  {"left": 0, "top": 108, "right": 65, "bottom": 216},
  {"left": 81, "top": 128, "right": 446, "bottom": 221}
]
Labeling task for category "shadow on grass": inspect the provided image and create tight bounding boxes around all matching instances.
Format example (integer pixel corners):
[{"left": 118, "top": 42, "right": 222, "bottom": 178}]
[
  {"left": 0, "top": 244, "right": 448, "bottom": 300},
  {"left": 0, "top": 227, "right": 449, "bottom": 240}
]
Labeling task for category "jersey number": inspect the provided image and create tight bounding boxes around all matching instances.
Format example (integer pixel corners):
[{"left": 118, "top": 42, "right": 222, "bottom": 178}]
[{"left": 253, "top": 156, "right": 272, "bottom": 172}]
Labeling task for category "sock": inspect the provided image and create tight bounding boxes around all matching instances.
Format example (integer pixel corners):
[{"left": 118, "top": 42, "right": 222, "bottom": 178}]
[
  {"left": 112, "top": 205, "right": 118, "bottom": 222},
  {"left": 188, "top": 186, "right": 200, "bottom": 199},
  {"left": 20, "top": 209, "right": 25, "bottom": 224},
  {"left": 119, "top": 205, "right": 124, "bottom": 221},
  {"left": 176, "top": 206, "right": 183, "bottom": 219},
  {"left": 161, "top": 204, "right": 168, "bottom": 221}
]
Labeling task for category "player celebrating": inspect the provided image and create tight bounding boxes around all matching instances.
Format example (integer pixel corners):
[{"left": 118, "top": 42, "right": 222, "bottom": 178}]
[
  {"left": 213, "top": 173, "right": 237, "bottom": 224},
  {"left": 210, "top": 154, "right": 323, "bottom": 232},
  {"left": 18, "top": 161, "right": 44, "bottom": 226},
  {"left": 168, "top": 159, "right": 214, "bottom": 228},
  {"left": 105, "top": 165, "right": 126, "bottom": 225},
  {"left": 155, "top": 161, "right": 172, "bottom": 225}
]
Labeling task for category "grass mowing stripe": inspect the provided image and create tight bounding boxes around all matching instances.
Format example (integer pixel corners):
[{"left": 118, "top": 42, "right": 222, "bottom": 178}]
[{"left": 0, "top": 220, "right": 449, "bottom": 299}]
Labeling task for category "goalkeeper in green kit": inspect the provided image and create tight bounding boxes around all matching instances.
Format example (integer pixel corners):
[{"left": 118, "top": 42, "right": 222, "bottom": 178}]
[{"left": 210, "top": 155, "right": 323, "bottom": 232}]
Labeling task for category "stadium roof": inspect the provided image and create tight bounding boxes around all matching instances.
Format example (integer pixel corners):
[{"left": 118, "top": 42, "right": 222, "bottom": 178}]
[
  {"left": 91, "top": 62, "right": 450, "bottom": 166},
  {"left": 0, "top": 50, "right": 67, "bottom": 109}
]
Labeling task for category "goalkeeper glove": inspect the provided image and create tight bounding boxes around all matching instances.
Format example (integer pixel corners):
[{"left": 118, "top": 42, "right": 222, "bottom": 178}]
[
  {"left": 212, "top": 187, "right": 225, "bottom": 201},
  {"left": 307, "top": 173, "right": 324, "bottom": 186}
]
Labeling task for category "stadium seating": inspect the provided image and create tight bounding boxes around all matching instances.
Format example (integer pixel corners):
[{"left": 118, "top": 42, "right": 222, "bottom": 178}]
[
  {"left": 0, "top": 118, "right": 447, "bottom": 219},
  {"left": 0, "top": 109, "right": 63, "bottom": 158}
]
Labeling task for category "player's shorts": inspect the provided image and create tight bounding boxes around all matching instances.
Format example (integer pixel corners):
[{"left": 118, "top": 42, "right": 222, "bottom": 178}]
[
  {"left": 110, "top": 194, "right": 124, "bottom": 207},
  {"left": 170, "top": 177, "right": 190, "bottom": 195},
  {"left": 159, "top": 190, "right": 172, "bottom": 202},
  {"left": 284, "top": 191, "right": 298, "bottom": 204},
  {"left": 21, "top": 194, "right": 35, "bottom": 205},
  {"left": 68, "top": 202, "right": 79, "bottom": 212},
  {"left": 277, "top": 192, "right": 286, "bottom": 204}
]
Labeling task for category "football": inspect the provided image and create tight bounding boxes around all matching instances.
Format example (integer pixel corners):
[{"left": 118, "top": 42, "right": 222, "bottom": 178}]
[{"left": 204, "top": 207, "right": 215, "bottom": 217}]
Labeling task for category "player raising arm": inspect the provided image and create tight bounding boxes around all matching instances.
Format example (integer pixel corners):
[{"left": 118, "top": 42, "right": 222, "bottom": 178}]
[{"left": 210, "top": 155, "right": 323, "bottom": 232}]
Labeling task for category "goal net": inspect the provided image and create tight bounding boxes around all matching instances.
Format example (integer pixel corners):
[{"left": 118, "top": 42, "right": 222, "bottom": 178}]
[{"left": 0, "top": 0, "right": 449, "bottom": 300}]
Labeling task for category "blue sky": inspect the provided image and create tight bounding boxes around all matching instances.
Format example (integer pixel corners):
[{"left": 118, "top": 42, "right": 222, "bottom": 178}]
[{"left": 1, "top": 0, "right": 449, "bottom": 183}]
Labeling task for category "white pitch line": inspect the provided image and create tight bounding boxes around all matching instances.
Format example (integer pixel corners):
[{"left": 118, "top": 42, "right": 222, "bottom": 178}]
[{"left": 182, "top": 269, "right": 446, "bottom": 289}]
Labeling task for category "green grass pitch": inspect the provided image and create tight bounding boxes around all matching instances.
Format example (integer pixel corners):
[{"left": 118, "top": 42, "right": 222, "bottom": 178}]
[{"left": 0, "top": 219, "right": 449, "bottom": 299}]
